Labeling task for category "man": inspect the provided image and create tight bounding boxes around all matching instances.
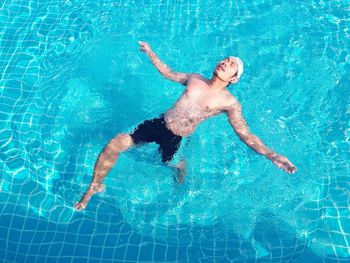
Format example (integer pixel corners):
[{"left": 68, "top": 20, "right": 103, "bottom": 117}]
[{"left": 74, "top": 41, "right": 297, "bottom": 211}]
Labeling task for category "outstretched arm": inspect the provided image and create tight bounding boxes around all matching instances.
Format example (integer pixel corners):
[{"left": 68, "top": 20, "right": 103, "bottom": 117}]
[
  {"left": 138, "top": 41, "right": 191, "bottom": 85},
  {"left": 225, "top": 99, "right": 297, "bottom": 174}
]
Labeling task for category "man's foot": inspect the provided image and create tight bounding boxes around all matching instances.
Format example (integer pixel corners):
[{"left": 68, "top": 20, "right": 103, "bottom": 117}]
[{"left": 74, "top": 183, "right": 105, "bottom": 211}]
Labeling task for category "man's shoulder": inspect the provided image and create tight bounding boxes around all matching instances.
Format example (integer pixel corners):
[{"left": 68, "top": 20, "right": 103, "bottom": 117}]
[
  {"left": 184, "top": 73, "right": 208, "bottom": 86},
  {"left": 222, "top": 94, "right": 241, "bottom": 111},
  {"left": 189, "top": 73, "right": 205, "bottom": 80}
]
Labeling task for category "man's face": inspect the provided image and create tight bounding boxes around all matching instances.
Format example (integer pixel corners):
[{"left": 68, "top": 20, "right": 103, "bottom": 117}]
[{"left": 213, "top": 57, "right": 238, "bottom": 83}]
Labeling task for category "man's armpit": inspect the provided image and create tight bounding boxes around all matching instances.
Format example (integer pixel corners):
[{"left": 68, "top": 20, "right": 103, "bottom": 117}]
[
  {"left": 177, "top": 72, "right": 192, "bottom": 85},
  {"left": 167, "top": 72, "right": 191, "bottom": 85}
]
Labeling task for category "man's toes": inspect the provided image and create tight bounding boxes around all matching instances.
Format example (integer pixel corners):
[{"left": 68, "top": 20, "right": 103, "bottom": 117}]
[
  {"left": 74, "top": 202, "right": 86, "bottom": 210},
  {"left": 96, "top": 184, "right": 105, "bottom": 193}
]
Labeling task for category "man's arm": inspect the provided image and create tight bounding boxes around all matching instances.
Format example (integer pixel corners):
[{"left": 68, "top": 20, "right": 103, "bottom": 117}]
[
  {"left": 225, "top": 99, "right": 297, "bottom": 174},
  {"left": 226, "top": 100, "right": 273, "bottom": 156},
  {"left": 139, "top": 41, "right": 191, "bottom": 86}
]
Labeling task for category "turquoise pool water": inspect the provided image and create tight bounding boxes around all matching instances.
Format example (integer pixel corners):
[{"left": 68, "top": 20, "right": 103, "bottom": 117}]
[{"left": 0, "top": 0, "right": 349, "bottom": 262}]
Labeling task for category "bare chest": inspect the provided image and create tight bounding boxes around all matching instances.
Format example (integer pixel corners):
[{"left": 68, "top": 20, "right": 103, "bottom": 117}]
[
  {"left": 181, "top": 81, "right": 227, "bottom": 115},
  {"left": 164, "top": 77, "right": 234, "bottom": 135}
]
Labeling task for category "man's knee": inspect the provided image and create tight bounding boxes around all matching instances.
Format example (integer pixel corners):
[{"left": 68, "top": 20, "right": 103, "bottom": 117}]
[
  {"left": 169, "top": 159, "right": 185, "bottom": 170},
  {"left": 110, "top": 133, "right": 134, "bottom": 152}
]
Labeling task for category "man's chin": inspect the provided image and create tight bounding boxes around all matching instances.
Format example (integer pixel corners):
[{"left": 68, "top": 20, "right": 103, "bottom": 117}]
[{"left": 213, "top": 72, "right": 225, "bottom": 81}]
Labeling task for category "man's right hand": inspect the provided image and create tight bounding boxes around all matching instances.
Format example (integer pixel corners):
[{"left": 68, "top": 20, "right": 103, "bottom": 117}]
[{"left": 138, "top": 41, "right": 152, "bottom": 53}]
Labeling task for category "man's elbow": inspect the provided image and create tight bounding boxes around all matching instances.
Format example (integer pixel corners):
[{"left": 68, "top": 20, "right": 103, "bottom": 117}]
[{"left": 236, "top": 130, "right": 251, "bottom": 142}]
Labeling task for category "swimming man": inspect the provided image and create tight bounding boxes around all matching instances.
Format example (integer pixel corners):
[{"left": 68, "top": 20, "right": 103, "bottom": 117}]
[{"left": 74, "top": 41, "right": 297, "bottom": 210}]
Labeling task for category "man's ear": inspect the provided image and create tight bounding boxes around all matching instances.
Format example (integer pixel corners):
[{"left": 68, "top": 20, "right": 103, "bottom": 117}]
[{"left": 230, "top": 76, "right": 238, "bottom": 84}]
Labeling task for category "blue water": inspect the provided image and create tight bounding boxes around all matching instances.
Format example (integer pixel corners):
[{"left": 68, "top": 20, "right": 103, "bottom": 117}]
[{"left": 0, "top": 0, "right": 349, "bottom": 262}]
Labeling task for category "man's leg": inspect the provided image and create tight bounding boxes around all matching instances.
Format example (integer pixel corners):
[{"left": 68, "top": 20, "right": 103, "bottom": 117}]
[
  {"left": 159, "top": 140, "right": 186, "bottom": 184},
  {"left": 173, "top": 159, "right": 186, "bottom": 184},
  {"left": 74, "top": 133, "right": 134, "bottom": 210}
]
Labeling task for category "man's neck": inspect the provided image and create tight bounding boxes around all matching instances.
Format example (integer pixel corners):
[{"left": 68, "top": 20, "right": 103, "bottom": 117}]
[{"left": 207, "top": 75, "right": 229, "bottom": 90}]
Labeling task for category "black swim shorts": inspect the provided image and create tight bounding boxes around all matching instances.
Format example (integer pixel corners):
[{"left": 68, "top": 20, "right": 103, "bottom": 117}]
[{"left": 130, "top": 114, "right": 182, "bottom": 163}]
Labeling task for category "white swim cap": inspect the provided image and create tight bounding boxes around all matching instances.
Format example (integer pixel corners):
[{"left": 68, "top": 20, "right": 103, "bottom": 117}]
[{"left": 229, "top": 56, "right": 244, "bottom": 79}]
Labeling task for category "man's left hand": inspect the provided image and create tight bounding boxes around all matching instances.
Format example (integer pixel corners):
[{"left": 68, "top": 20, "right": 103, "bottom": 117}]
[{"left": 267, "top": 153, "right": 297, "bottom": 174}]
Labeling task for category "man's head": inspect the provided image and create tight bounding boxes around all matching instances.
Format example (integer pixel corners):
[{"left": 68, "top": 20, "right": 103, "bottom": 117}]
[{"left": 213, "top": 56, "right": 244, "bottom": 86}]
